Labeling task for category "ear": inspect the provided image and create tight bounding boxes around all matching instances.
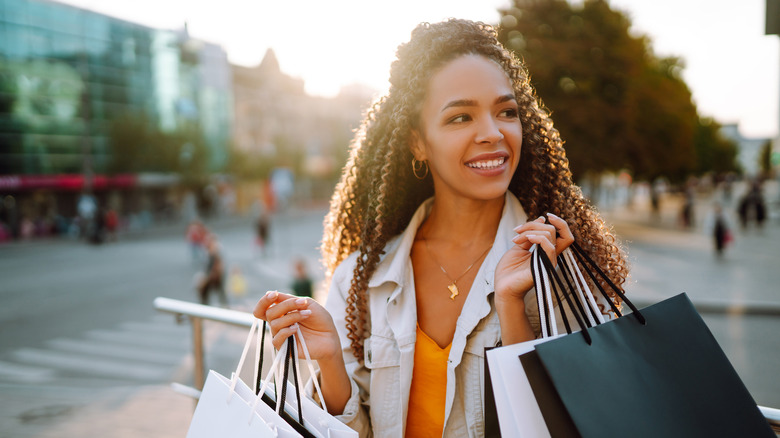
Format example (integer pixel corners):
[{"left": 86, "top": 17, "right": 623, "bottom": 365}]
[{"left": 409, "top": 130, "right": 427, "bottom": 161}]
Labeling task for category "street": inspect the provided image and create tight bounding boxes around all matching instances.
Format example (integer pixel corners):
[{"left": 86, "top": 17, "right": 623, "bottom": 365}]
[
  {"left": 0, "top": 196, "right": 778, "bottom": 436},
  {"left": 0, "top": 207, "right": 328, "bottom": 437}
]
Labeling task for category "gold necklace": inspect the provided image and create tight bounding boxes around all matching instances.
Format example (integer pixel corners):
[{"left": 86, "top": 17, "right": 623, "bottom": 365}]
[{"left": 422, "top": 237, "right": 493, "bottom": 300}]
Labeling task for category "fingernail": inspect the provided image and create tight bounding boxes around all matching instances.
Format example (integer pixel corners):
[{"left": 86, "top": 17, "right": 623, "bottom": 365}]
[
  {"left": 290, "top": 323, "right": 299, "bottom": 331},
  {"left": 266, "top": 290, "right": 278, "bottom": 299},
  {"left": 512, "top": 235, "right": 522, "bottom": 242},
  {"left": 295, "top": 298, "right": 307, "bottom": 306},
  {"left": 547, "top": 212, "right": 560, "bottom": 219},
  {"left": 300, "top": 309, "right": 312, "bottom": 317}
]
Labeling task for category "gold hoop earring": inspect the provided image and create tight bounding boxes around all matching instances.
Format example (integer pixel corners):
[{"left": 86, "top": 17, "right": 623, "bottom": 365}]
[{"left": 412, "top": 158, "right": 429, "bottom": 180}]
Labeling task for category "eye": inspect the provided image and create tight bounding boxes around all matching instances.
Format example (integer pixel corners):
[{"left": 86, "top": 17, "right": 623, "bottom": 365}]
[
  {"left": 499, "top": 108, "right": 519, "bottom": 119},
  {"left": 447, "top": 114, "right": 472, "bottom": 124}
]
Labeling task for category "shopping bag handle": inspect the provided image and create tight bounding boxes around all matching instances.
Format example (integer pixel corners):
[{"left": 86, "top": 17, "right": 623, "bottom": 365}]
[
  {"left": 253, "top": 312, "right": 328, "bottom": 438},
  {"left": 253, "top": 328, "right": 318, "bottom": 438},
  {"left": 568, "top": 241, "right": 645, "bottom": 325},
  {"left": 278, "top": 336, "right": 305, "bottom": 427},
  {"left": 535, "top": 247, "right": 592, "bottom": 344}
]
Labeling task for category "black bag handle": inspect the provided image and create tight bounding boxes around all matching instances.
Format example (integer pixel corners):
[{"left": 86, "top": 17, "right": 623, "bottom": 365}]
[
  {"left": 278, "top": 337, "right": 305, "bottom": 427},
  {"left": 255, "top": 321, "right": 316, "bottom": 438},
  {"left": 568, "top": 241, "right": 645, "bottom": 325},
  {"left": 535, "top": 247, "right": 593, "bottom": 345}
]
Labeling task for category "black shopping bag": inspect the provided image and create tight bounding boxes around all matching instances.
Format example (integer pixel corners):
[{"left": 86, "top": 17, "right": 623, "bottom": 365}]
[
  {"left": 526, "top": 240, "right": 774, "bottom": 438},
  {"left": 533, "top": 293, "right": 773, "bottom": 438}
]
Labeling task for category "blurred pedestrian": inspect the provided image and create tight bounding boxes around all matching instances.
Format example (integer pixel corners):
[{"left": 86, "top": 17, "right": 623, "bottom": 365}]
[
  {"left": 186, "top": 219, "right": 207, "bottom": 266},
  {"left": 290, "top": 258, "right": 313, "bottom": 298},
  {"left": 197, "top": 234, "right": 228, "bottom": 307},
  {"left": 227, "top": 265, "right": 247, "bottom": 300},
  {"left": 255, "top": 212, "right": 270, "bottom": 257},
  {"left": 680, "top": 187, "right": 695, "bottom": 229},
  {"left": 711, "top": 203, "right": 732, "bottom": 259},
  {"left": 737, "top": 180, "right": 767, "bottom": 230},
  {"left": 89, "top": 206, "right": 106, "bottom": 244},
  {"left": 105, "top": 208, "right": 119, "bottom": 241}
]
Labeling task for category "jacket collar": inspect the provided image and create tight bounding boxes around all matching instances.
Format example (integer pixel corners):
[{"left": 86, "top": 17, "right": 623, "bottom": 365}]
[{"left": 367, "top": 192, "right": 528, "bottom": 290}]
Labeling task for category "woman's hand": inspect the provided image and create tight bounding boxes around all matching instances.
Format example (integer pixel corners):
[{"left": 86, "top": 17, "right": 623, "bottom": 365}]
[
  {"left": 255, "top": 291, "right": 354, "bottom": 416},
  {"left": 494, "top": 213, "right": 574, "bottom": 344},
  {"left": 494, "top": 213, "right": 575, "bottom": 302},
  {"left": 253, "top": 291, "right": 341, "bottom": 361}
]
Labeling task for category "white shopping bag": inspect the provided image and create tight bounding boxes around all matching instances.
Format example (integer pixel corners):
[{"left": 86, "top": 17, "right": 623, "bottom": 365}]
[
  {"left": 187, "top": 370, "right": 300, "bottom": 438},
  {"left": 485, "top": 246, "right": 609, "bottom": 436},
  {"left": 486, "top": 335, "right": 564, "bottom": 437},
  {"left": 256, "top": 327, "right": 358, "bottom": 438},
  {"left": 186, "top": 319, "right": 301, "bottom": 438},
  {"left": 274, "top": 379, "right": 359, "bottom": 438}
]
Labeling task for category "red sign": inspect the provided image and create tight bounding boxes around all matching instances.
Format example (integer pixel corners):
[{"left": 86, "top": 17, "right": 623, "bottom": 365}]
[{"left": 0, "top": 174, "right": 137, "bottom": 191}]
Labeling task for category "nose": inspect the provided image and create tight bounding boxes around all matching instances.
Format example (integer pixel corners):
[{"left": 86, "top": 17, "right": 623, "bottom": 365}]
[{"left": 475, "top": 115, "right": 504, "bottom": 145}]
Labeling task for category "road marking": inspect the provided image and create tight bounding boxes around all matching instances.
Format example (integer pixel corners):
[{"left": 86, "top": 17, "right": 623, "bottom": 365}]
[
  {"left": 0, "top": 359, "right": 55, "bottom": 383},
  {"left": 12, "top": 348, "right": 171, "bottom": 381},
  {"left": 47, "top": 338, "right": 186, "bottom": 365},
  {"left": 83, "top": 329, "right": 189, "bottom": 351}
]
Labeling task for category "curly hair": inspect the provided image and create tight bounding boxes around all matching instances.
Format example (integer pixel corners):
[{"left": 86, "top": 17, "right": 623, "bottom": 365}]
[{"left": 321, "top": 19, "right": 629, "bottom": 359}]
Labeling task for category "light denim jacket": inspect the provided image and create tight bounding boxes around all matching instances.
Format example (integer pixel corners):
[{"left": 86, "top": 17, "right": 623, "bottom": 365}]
[{"left": 323, "top": 193, "right": 537, "bottom": 437}]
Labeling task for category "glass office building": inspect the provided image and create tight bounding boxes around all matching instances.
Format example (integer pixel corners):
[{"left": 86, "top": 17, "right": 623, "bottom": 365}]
[{"left": 0, "top": 0, "right": 232, "bottom": 176}]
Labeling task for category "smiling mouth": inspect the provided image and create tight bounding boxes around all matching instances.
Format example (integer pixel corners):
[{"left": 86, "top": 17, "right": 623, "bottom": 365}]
[{"left": 466, "top": 157, "right": 506, "bottom": 169}]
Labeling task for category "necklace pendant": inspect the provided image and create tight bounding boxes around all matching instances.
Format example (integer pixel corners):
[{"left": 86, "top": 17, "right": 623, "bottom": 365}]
[{"left": 448, "top": 283, "right": 459, "bottom": 300}]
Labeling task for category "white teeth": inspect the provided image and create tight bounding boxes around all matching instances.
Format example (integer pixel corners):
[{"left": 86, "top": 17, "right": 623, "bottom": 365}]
[{"left": 467, "top": 157, "right": 505, "bottom": 169}]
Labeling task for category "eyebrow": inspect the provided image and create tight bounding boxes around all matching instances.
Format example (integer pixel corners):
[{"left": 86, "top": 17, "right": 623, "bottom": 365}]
[{"left": 440, "top": 94, "right": 517, "bottom": 113}]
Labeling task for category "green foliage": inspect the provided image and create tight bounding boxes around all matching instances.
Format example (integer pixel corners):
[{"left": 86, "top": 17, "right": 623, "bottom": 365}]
[
  {"left": 694, "top": 118, "right": 740, "bottom": 175},
  {"left": 225, "top": 146, "right": 275, "bottom": 181},
  {"left": 226, "top": 134, "right": 308, "bottom": 182},
  {"left": 758, "top": 139, "right": 773, "bottom": 177},
  {"left": 108, "top": 112, "right": 209, "bottom": 184},
  {"left": 498, "top": 0, "right": 724, "bottom": 182}
]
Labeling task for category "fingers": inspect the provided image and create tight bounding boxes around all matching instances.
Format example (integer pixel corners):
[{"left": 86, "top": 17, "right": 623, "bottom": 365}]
[
  {"left": 512, "top": 213, "right": 575, "bottom": 256},
  {"left": 254, "top": 291, "right": 313, "bottom": 347},
  {"left": 546, "top": 213, "right": 575, "bottom": 250},
  {"left": 253, "top": 290, "right": 302, "bottom": 319},
  {"left": 513, "top": 217, "right": 556, "bottom": 248},
  {"left": 267, "top": 303, "right": 312, "bottom": 335},
  {"left": 526, "top": 233, "right": 557, "bottom": 266},
  {"left": 272, "top": 323, "right": 300, "bottom": 350}
]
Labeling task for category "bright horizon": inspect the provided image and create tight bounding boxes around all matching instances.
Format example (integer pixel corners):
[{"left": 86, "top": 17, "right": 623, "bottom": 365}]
[{"left": 53, "top": 0, "right": 780, "bottom": 139}]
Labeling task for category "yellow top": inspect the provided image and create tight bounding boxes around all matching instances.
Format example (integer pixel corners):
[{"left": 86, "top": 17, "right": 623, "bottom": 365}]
[{"left": 405, "top": 324, "right": 452, "bottom": 437}]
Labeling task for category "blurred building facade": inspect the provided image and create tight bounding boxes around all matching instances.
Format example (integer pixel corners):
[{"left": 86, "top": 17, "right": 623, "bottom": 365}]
[
  {"left": 0, "top": 0, "right": 232, "bottom": 235},
  {"left": 231, "top": 49, "right": 373, "bottom": 204}
]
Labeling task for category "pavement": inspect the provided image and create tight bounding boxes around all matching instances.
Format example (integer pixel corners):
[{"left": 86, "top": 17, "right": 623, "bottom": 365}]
[{"left": 2, "top": 184, "right": 779, "bottom": 437}]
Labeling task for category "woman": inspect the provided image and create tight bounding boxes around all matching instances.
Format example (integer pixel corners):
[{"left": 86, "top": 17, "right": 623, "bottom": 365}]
[{"left": 255, "top": 19, "right": 628, "bottom": 437}]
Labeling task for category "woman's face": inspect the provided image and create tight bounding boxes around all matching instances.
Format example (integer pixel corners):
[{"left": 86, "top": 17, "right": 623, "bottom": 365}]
[{"left": 413, "top": 54, "right": 522, "bottom": 203}]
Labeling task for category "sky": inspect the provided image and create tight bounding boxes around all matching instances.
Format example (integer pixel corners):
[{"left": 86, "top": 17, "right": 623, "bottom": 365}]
[{"left": 55, "top": 0, "right": 779, "bottom": 139}]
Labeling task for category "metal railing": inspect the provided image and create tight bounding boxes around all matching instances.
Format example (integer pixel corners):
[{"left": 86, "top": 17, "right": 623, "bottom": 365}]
[
  {"left": 154, "top": 297, "right": 254, "bottom": 391},
  {"left": 154, "top": 297, "right": 780, "bottom": 431}
]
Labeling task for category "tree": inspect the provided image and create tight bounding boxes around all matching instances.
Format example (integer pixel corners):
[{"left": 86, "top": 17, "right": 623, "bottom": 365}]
[
  {"left": 694, "top": 118, "right": 740, "bottom": 176},
  {"left": 498, "top": 0, "right": 702, "bottom": 182},
  {"left": 108, "top": 112, "right": 209, "bottom": 185},
  {"left": 758, "top": 139, "right": 773, "bottom": 178}
]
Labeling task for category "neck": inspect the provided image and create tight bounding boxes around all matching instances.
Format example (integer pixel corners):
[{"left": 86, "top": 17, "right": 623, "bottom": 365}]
[{"left": 418, "top": 193, "right": 505, "bottom": 247}]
